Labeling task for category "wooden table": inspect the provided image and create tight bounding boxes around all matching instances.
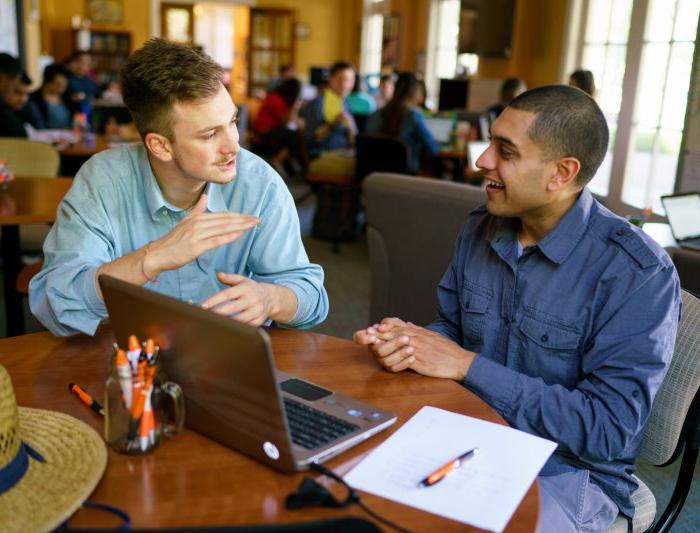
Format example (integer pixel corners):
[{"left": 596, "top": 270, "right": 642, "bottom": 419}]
[
  {"left": 0, "top": 177, "right": 73, "bottom": 336},
  {"left": 1, "top": 328, "right": 539, "bottom": 531}
]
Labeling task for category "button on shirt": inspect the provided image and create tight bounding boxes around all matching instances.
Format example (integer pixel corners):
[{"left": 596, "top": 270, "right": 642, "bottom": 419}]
[
  {"left": 29, "top": 144, "right": 329, "bottom": 336},
  {"left": 427, "top": 188, "right": 681, "bottom": 516}
]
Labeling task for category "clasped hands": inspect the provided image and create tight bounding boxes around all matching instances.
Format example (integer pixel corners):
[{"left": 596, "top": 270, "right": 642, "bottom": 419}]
[{"left": 353, "top": 318, "right": 476, "bottom": 381}]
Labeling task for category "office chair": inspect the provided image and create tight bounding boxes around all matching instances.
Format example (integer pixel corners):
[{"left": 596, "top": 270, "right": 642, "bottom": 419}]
[
  {"left": 666, "top": 247, "right": 700, "bottom": 297},
  {"left": 608, "top": 288, "right": 700, "bottom": 532},
  {"left": 363, "top": 173, "right": 485, "bottom": 324},
  {"left": 355, "top": 134, "right": 408, "bottom": 183}
]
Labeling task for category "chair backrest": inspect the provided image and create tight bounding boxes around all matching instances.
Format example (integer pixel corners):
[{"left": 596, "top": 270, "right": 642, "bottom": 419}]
[
  {"left": 0, "top": 138, "right": 60, "bottom": 177},
  {"left": 640, "top": 289, "right": 700, "bottom": 465},
  {"left": 666, "top": 247, "right": 700, "bottom": 298},
  {"left": 355, "top": 134, "right": 408, "bottom": 183},
  {"left": 364, "top": 172, "right": 486, "bottom": 325}
]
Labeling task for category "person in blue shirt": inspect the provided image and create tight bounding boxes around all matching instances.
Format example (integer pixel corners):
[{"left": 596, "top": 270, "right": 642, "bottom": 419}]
[
  {"left": 354, "top": 85, "right": 681, "bottom": 532},
  {"left": 366, "top": 72, "right": 440, "bottom": 174},
  {"left": 62, "top": 51, "right": 101, "bottom": 115},
  {"left": 30, "top": 38, "right": 328, "bottom": 337}
]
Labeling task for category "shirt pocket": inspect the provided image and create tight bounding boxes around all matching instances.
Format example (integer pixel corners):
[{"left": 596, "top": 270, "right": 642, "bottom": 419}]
[
  {"left": 517, "top": 311, "right": 582, "bottom": 385},
  {"left": 460, "top": 280, "right": 492, "bottom": 351}
]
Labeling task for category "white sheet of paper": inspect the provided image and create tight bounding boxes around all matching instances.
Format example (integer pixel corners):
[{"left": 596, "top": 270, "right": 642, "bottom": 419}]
[{"left": 344, "top": 406, "right": 557, "bottom": 532}]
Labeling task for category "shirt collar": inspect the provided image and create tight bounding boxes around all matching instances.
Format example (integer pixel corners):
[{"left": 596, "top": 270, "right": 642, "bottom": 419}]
[
  {"left": 536, "top": 187, "right": 594, "bottom": 264},
  {"left": 139, "top": 145, "right": 229, "bottom": 220},
  {"left": 487, "top": 188, "right": 594, "bottom": 266}
]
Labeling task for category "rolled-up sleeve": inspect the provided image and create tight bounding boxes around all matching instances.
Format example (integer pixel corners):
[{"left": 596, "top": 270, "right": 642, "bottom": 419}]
[
  {"left": 248, "top": 180, "right": 328, "bottom": 329},
  {"left": 29, "top": 177, "right": 116, "bottom": 336}
]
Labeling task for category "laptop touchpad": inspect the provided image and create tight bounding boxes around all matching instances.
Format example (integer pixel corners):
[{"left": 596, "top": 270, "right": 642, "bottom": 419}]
[{"left": 280, "top": 378, "right": 332, "bottom": 401}]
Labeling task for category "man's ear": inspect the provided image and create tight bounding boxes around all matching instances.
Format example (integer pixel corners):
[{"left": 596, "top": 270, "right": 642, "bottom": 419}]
[
  {"left": 144, "top": 132, "right": 173, "bottom": 162},
  {"left": 547, "top": 156, "right": 581, "bottom": 192}
]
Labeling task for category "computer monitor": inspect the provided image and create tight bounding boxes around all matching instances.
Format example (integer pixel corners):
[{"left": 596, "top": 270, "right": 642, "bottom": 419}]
[{"left": 438, "top": 79, "right": 469, "bottom": 111}]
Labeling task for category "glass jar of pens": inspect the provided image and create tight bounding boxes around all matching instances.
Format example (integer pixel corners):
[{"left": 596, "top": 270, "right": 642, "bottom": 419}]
[{"left": 104, "top": 335, "right": 185, "bottom": 453}]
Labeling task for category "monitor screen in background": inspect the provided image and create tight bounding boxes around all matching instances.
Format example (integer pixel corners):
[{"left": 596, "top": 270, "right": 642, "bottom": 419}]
[
  {"left": 664, "top": 194, "right": 700, "bottom": 240},
  {"left": 424, "top": 117, "right": 454, "bottom": 144}
]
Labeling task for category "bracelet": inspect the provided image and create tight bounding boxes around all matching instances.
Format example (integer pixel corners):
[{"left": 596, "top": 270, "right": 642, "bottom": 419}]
[{"left": 141, "top": 243, "right": 158, "bottom": 283}]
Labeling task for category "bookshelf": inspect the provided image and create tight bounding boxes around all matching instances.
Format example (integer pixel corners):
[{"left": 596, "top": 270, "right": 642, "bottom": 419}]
[{"left": 51, "top": 29, "right": 132, "bottom": 86}]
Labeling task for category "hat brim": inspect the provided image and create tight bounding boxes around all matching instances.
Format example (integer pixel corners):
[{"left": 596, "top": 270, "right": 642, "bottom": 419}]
[{"left": 0, "top": 407, "right": 107, "bottom": 533}]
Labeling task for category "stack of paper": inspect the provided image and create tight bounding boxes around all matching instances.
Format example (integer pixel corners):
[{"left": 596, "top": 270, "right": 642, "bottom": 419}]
[{"left": 344, "top": 406, "right": 557, "bottom": 532}]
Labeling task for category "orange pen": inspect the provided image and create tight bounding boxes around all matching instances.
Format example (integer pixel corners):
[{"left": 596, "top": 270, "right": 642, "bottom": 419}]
[
  {"left": 418, "top": 448, "right": 479, "bottom": 487},
  {"left": 68, "top": 383, "right": 105, "bottom": 416}
]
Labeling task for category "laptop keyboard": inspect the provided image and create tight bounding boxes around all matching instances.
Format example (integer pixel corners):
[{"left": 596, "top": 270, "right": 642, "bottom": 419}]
[{"left": 283, "top": 397, "right": 360, "bottom": 450}]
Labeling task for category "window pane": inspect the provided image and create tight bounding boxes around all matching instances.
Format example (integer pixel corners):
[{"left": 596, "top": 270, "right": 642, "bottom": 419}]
[
  {"left": 586, "top": 0, "right": 612, "bottom": 43},
  {"left": 645, "top": 0, "right": 677, "bottom": 42},
  {"left": 623, "top": 128, "right": 682, "bottom": 211},
  {"left": 599, "top": 44, "right": 627, "bottom": 117},
  {"left": 634, "top": 43, "right": 670, "bottom": 126},
  {"left": 661, "top": 43, "right": 694, "bottom": 129},
  {"left": 608, "top": 0, "right": 633, "bottom": 43},
  {"left": 673, "top": 0, "right": 700, "bottom": 41}
]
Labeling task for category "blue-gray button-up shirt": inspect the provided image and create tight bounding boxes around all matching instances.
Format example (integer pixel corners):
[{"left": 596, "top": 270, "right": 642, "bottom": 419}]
[
  {"left": 427, "top": 188, "right": 681, "bottom": 516},
  {"left": 29, "top": 144, "right": 329, "bottom": 336}
]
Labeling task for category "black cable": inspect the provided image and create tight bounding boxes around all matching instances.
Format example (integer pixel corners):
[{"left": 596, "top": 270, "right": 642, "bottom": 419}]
[{"left": 309, "top": 462, "right": 412, "bottom": 533}]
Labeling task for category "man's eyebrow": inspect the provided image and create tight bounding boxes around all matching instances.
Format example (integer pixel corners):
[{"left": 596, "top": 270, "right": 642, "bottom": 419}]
[
  {"left": 493, "top": 134, "right": 519, "bottom": 153},
  {"left": 195, "top": 108, "right": 239, "bottom": 134}
]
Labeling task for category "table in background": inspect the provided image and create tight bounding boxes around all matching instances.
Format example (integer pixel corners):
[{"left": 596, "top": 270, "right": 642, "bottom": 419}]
[
  {"left": 1, "top": 328, "right": 540, "bottom": 531},
  {"left": 59, "top": 135, "right": 112, "bottom": 176},
  {"left": 0, "top": 177, "right": 73, "bottom": 336}
]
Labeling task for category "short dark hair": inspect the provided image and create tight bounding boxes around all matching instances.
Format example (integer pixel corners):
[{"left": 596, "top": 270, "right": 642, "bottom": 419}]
[
  {"left": 120, "top": 38, "right": 224, "bottom": 139},
  {"left": 275, "top": 77, "right": 302, "bottom": 107},
  {"left": 42, "top": 64, "right": 69, "bottom": 84},
  {"left": 0, "top": 53, "right": 21, "bottom": 79},
  {"left": 508, "top": 85, "right": 609, "bottom": 186},
  {"left": 329, "top": 61, "right": 354, "bottom": 77}
]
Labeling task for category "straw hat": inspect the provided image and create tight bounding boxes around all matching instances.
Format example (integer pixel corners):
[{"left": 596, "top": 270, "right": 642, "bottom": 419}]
[{"left": 0, "top": 365, "right": 107, "bottom": 532}]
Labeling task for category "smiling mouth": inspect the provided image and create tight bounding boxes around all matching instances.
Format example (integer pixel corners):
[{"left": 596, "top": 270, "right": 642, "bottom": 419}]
[
  {"left": 486, "top": 179, "right": 505, "bottom": 190},
  {"left": 216, "top": 157, "right": 236, "bottom": 168}
]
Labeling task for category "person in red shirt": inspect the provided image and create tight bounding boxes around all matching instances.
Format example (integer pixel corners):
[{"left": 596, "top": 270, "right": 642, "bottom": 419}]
[{"left": 253, "top": 77, "right": 303, "bottom": 177}]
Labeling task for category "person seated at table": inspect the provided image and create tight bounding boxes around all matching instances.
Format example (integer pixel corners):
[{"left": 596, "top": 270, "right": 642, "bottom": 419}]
[
  {"left": 26, "top": 64, "right": 72, "bottom": 130},
  {"left": 0, "top": 53, "right": 28, "bottom": 138},
  {"left": 346, "top": 75, "right": 376, "bottom": 116},
  {"left": 6, "top": 71, "right": 41, "bottom": 129},
  {"left": 569, "top": 69, "right": 596, "bottom": 97},
  {"left": 30, "top": 38, "right": 329, "bottom": 337},
  {"left": 354, "top": 85, "right": 680, "bottom": 532},
  {"left": 373, "top": 73, "right": 396, "bottom": 110},
  {"left": 62, "top": 51, "right": 101, "bottom": 116},
  {"left": 486, "top": 77, "right": 527, "bottom": 120},
  {"left": 301, "top": 61, "right": 357, "bottom": 176},
  {"left": 252, "top": 77, "right": 304, "bottom": 177},
  {"left": 366, "top": 72, "right": 440, "bottom": 175}
]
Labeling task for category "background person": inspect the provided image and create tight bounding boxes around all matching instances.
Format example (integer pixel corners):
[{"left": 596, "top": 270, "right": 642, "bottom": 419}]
[
  {"left": 569, "top": 69, "right": 596, "bottom": 97},
  {"left": 366, "top": 72, "right": 439, "bottom": 174},
  {"left": 487, "top": 77, "right": 527, "bottom": 119},
  {"left": 27, "top": 64, "right": 72, "bottom": 129},
  {"left": 0, "top": 53, "right": 27, "bottom": 137}
]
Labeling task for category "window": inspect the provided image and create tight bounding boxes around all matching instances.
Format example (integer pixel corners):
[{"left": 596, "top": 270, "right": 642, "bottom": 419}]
[
  {"left": 570, "top": 0, "right": 699, "bottom": 214},
  {"left": 360, "top": 0, "right": 386, "bottom": 79},
  {"left": 425, "top": 0, "right": 461, "bottom": 108}
]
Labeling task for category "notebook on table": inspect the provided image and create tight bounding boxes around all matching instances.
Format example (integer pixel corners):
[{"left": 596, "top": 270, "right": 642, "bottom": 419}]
[
  {"left": 661, "top": 192, "right": 700, "bottom": 251},
  {"left": 99, "top": 275, "right": 397, "bottom": 473}
]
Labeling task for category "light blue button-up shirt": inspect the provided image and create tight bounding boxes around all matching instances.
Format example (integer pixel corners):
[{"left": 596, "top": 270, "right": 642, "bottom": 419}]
[
  {"left": 29, "top": 144, "right": 329, "bottom": 336},
  {"left": 427, "top": 188, "right": 681, "bottom": 516}
]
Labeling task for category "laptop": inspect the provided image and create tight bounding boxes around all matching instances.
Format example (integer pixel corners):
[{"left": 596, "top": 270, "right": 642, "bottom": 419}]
[
  {"left": 99, "top": 275, "right": 397, "bottom": 473},
  {"left": 661, "top": 192, "right": 700, "bottom": 250},
  {"left": 424, "top": 116, "right": 454, "bottom": 145},
  {"left": 468, "top": 141, "right": 489, "bottom": 171}
]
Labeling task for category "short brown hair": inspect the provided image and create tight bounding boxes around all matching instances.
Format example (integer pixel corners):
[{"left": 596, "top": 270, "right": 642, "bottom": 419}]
[
  {"left": 120, "top": 38, "right": 224, "bottom": 139},
  {"left": 508, "top": 85, "right": 609, "bottom": 186}
]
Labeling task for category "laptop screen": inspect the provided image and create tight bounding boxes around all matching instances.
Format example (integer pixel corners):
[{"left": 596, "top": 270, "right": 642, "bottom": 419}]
[
  {"left": 424, "top": 117, "right": 454, "bottom": 144},
  {"left": 663, "top": 193, "right": 700, "bottom": 240},
  {"left": 468, "top": 141, "right": 489, "bottom": 171}
]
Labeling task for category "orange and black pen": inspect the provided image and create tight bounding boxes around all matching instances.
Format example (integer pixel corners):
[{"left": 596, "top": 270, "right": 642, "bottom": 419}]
[
  {"left": 68, "top": 383, "right": 105, "bottom": 416},
  {"left": 418, "top": 447, "right": 479, "bottom": 487}
]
